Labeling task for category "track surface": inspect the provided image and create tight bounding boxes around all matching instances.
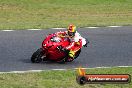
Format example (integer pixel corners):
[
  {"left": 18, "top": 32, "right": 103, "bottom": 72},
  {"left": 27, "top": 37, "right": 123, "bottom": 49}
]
[{"left": 0, "top": 26, "right": 132, "bottom": 72}]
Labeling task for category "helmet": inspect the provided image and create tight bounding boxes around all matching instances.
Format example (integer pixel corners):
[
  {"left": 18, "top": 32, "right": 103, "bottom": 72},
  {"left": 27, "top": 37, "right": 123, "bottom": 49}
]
[{"left": 67, "top": 24, "right": 76, "bottom": 37}]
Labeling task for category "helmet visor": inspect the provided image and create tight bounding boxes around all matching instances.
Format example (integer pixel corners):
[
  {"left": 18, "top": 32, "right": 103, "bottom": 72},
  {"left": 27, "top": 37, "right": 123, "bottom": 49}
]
[{"left": 68, "top": 31, "right": 75, "bottom": 37}]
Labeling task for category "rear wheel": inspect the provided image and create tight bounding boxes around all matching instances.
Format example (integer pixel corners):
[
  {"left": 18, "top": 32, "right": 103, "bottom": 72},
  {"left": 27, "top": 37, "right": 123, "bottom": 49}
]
[{"left": 31, "top": 48, "right": 44, "bottom": 63}]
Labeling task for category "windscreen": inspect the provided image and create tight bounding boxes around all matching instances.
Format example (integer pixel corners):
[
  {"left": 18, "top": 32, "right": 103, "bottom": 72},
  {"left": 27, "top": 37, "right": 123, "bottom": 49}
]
[{"left": 50, "top": 36, "right": 61, "bottom": 42}]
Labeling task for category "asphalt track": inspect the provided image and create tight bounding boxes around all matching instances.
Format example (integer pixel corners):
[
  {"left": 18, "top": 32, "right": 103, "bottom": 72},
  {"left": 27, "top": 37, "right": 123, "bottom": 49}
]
[{"left": 0, "top": 26, "right": 132, "bottom": 72}]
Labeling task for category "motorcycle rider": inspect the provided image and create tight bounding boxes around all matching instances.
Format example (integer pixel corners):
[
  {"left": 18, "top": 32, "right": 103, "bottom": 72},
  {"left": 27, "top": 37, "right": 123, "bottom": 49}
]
[{"left": 56, "top": 24, "right": 88, "bottom": 62}]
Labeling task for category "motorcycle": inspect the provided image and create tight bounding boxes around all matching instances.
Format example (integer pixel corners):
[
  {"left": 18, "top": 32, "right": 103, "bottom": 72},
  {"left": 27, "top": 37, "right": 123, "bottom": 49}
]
[{"left": 31, "top": 33, "right": 89, "bottom": 63}]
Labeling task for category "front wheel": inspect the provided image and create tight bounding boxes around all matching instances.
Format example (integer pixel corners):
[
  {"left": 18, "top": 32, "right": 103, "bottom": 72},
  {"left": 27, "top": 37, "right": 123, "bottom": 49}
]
[
  {"left": 74, "top": 49, "right": 81, "bottom": 59},
  {"left": 65, "top": 49, "right": 81, "bottom": 62},
  {"left": 31, "top": 48, "right": 44, "bottom": 63}
]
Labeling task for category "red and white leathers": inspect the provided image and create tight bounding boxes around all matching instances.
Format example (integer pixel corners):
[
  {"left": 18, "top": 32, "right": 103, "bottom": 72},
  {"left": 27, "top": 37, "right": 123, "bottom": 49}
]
[{"left": 56, "top": 31, "right": 86, "bottom": 60}]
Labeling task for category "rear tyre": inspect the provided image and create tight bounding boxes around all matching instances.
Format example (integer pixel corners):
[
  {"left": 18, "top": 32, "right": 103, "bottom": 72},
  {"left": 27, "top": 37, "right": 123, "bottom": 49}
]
[{"left": 31, "top": 48, "right": 44, "bottom": 63}]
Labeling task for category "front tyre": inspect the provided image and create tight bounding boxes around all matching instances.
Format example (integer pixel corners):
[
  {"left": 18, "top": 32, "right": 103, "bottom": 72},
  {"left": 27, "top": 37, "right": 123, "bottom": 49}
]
[
  {"left": 31, "top": 48, "right": 44, "bottom": 63},
  {"left": 74, "top": 49, "right": 81, "bottom": 59},
  {"left": 64, "top": 49, "right": 81, "bottom": 62}
]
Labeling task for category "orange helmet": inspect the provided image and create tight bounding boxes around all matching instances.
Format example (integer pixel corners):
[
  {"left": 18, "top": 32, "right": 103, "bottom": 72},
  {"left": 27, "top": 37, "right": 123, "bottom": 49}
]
[{"left": 67, "top": 24, "right": 76, "bottom": 37}]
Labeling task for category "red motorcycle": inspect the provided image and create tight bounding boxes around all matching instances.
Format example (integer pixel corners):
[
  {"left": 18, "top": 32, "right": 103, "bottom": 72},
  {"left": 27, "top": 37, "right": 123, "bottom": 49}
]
[{"left": 31, "top": 33, "right": 88, "bottom": 63}]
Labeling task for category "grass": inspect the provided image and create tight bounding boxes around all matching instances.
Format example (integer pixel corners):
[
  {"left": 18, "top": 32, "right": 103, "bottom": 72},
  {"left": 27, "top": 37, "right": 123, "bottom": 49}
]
[
  {"left": 0, "top": 67, "right": 132, "bottom": 88},
  {"left": 0, "top": 0, "right": 132, "bottom": 29}
]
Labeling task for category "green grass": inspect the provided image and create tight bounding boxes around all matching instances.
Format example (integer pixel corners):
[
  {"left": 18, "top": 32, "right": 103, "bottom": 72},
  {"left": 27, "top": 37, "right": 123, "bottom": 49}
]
[
  {"left": 0, "top": 67, "right": 132, "bottom": 88},
  {"left": 0, "top": 0, "right": 132, "bottom": 29}
]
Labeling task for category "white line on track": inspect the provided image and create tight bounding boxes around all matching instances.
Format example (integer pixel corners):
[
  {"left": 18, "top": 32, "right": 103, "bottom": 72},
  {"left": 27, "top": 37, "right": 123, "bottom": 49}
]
[
  {"left": 0, "top": 26, "right": 125, "bottom": 31},
  {"left": 51, "top": 28, "right": 66, "bottom": 30},
  {"left": 11, "top": 71, "right": 27, "bottom": 73},
  {"left": 28, "top": 70, "right": 43, "bottom": 72},
  {"left": 74, "top": 68, "right": 94, "bottom": 69},
  {"left": 0, "top": 66, "right": 132, "bottom": 74},
  {"left": 85, "top": 27, "right": 99, "bottom": 28},
  {"left": 52, "top": 69, "right": 66, "bottom": 71},
  {"left": 1, "top": 30, "right": 14, "bottom": 31},
  {"left": 27, "top": 29, "right": 42, "bottom": 30},
  {"left": 52, "top": 69, "right": 67, "bottom": 71},
  {"left": 108, "top": 26, "right": 121, "bottom": 28},
  {"left": 95, "top": 67, "right": 111, "bottom": 68},
  {"left": 117, "top": 66, "right": 132, "bottom": 67}
]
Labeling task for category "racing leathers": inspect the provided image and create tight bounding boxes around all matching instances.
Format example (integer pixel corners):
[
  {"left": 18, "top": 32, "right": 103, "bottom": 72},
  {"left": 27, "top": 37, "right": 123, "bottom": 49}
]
[{"left": 56, "top": 31, "right": 87, "bottom": 61}]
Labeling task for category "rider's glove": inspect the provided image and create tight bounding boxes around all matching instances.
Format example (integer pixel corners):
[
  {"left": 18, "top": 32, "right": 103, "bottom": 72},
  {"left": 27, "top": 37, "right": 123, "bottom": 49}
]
[{"left": 84, "top": 43, "right": 87, "bottom": 47}]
